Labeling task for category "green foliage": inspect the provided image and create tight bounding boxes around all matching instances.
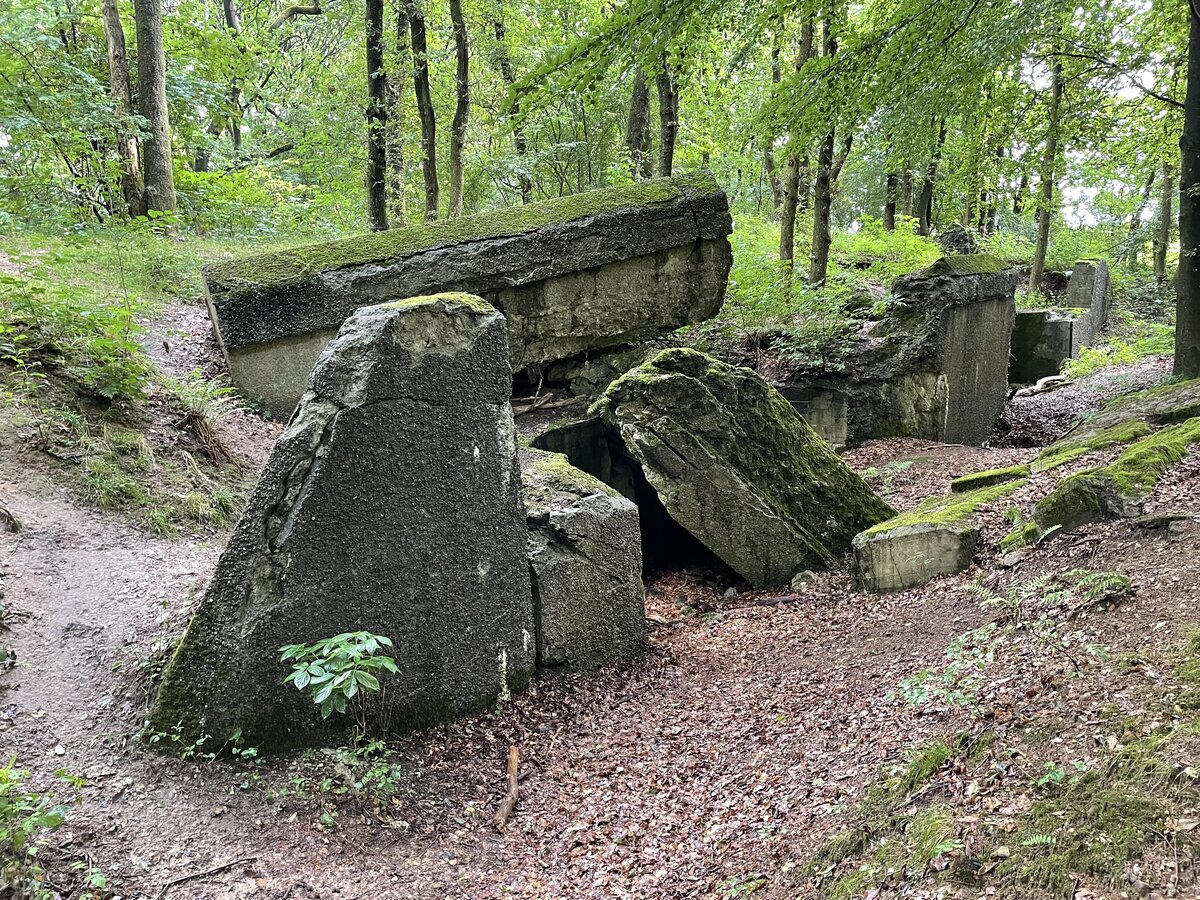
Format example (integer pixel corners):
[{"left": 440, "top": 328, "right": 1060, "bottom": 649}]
[
  {"left": 0, "top": 267, "right": 150, "bottom": 403},
  {"left": 281, "top": 632, "right": 399, "bottom": 732},
  {"left": 0, "top": 759, "right": 82, "bottom": 898},
  {"left": 1063, "top": 321, "right": 1175, "bottom": 379}
]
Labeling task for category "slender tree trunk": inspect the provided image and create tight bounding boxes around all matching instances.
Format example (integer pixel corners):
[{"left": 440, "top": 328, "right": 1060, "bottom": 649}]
[
  {"left": 365, "top": 0, "right": 388, "bottom": 230},
  {"left": 916, "top": 120, "right": 946, "bottom": 237},
  {"left": 1028, "top": 56, "right": 1063, "bottom": 295},
  {"left": 808, "top": 9, "right": 847, "bottom": 286},
  {"left": 386, "top": 3, "right": 410, "bottom": 224},
  {"left": 1122, "top": 168, "right": 1158, "bottom": 270},
  {"left": 447, "top": 0, "right": 469, "bottom": 216},
  {"left": 1177, "top": 8, "right": 1200, "bottom": 376},
  {"left": 101, "top": 0, "right": 145, "bottom": 217},
  {"left": 656, "top": 63, "right": 678, "bottom": 177},
  {"left": 883, "top": 170, "right": 898, "bottom": 231},
  {"left": 763, "top": 31, "right": 783, "bottom": 210},
  {"left": 220, "top": 0, "right": 243, "bottom": 154},
  {"left": 778, "top": 17, "right": 815, "bottom": 268},
  {"left": 899, "top": 169, "right": 913, "bottom": 217},
  {"left": 780, "top": 154, "right": 801, "bottom": 266},
  {"left": 405, "top": 0, "right": 438, "bottom": 221},
  {"left": 1013, "top": 170, "right": 1029, "bottom": 214},
  {"left": 491, "top": 11, "right": 531, "bottom": 203},
  {"left": 1156, "top": 161, "right": 1175, "bottom": 283},
  {"left": 625, "top": 70, "right": 653, "bottom": 180},
  {"left": 134, "top": 0, "right": 176, "bottom": 212}
]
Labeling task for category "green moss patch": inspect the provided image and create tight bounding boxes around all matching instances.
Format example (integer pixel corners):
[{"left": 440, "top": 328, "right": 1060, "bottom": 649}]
[
  {"left": 521, "top": 448, "right": 618, "bottom": 510},
  {"left": 864, "top": 480, "right": 1025, "bottom": 537},
  {"left": 1033, "top": 420, "right": 1153, "bottom": 473},
  {"left": 994, "top": 724, "right": 1200, "bottom": 898},
  {"left": 205, "top": 174, "right": 716, "bottom": 293},
  {"left": 950, "top": 465, "right": 1030, "bottom": 493},
  {"left": 1035, "top": 417, "right": 1200, "bottom": 532}
]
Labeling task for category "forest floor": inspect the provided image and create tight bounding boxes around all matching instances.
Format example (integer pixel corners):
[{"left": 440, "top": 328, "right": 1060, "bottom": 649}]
[{"left": 2, "top": 292, "right": 1199, "bottom": 899}]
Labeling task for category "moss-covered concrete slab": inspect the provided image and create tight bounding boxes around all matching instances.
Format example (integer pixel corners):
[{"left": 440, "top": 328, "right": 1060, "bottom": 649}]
[
  {"left": 204, "top": 172, "right": 733, "bottom": 417},
  {"left": 950, "top": 465, "right": 1031, "bottom": 493},
  {"left": 851, "top": 480, "right": 1025, "bottom": 592},
  {"left": 1035, "top": 417, "right": 1200, "bottom": 534},
  {"left": 150, "top": 294, "right": 534, "bottom": 749},
  {"left": 594, "top": 348, "right": 896, "bottom": 587},
  {"left": 522, "top": 449, "right": 645, "bottom": 672}
]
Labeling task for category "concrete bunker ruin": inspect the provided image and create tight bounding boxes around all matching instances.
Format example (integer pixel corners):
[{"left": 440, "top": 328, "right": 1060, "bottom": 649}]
[
  {"left": 202, "top": 173, "right": 733, "bottom": 418},
  {"left": 775, "top": 254, "right": 1019, "bottom": 448},
  {"left": 1009, "top": 259, "right": 1113, "bottom": 383}
]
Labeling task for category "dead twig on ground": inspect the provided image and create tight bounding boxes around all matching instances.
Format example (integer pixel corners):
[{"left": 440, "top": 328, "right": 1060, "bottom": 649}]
[
  {"left": 495, "top": 744, "right": 520, "bottom": 830},
  {"left": 154, "top": 856, "right": 257, "bottom": 899},
  {"left": 513, "top": 395, "right": 584, "bottom": 416}
]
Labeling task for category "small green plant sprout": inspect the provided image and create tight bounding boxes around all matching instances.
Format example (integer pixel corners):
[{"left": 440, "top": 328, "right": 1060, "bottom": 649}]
[
  {"left": 280, "top": 632, "right": 398, "bottom": 737},
  {"left": 1, "top": 757, "right": 82, "bottom": 894}
]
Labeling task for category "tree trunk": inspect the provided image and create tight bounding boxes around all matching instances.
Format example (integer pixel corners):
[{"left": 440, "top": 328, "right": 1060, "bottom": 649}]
[
  {"left": 1028, "top": 56, "right": 1063, "bottom": 295},
  {"left": 916, "top": 120, "right": 946, "bottom": 237},
  {"left": 1122, "top": 168, "right": 1158, "bottom": 270},
  {"left": 763, "top": 32, "right": 783, "bottom": 210},
  {"left": 447, "top": 0, "right": 469, "bottom": 216},
  {"left": 808, "top": 9, "right": 846, "bottom": 286},
  {"left": 625, "top": 70, "right": 653, "bottom": 180},
  {"left": 405, "top": 0, "right": 438, "bottom": 221},
  {"left": 883, "top": 170, "right": 898, "bottom": 230},
  {"left": 365, "top": 0, "right": 388, "bottom": 231},
  {"left": 386, "top": 3, "right": 410, "bottom": 224},
  {"left": 491, "top": 11, "right": 531, "bottom": 203},
  {"left": 134, "top": 0, "right": 176, "bottom": 212},
  {"left": 101, "top": 0, "right": 145, "bottom": 217},
  {"left": 1156, "top": 161, "right": 1175, "bottom": 283},
  {"left": 780, "top": 154, "right": 801, "bottom": 267},
  {"left": 656, "top": 64, "right": 678, "bottom": 177},
  {"left": 1178, "top": 7, "right": 1200, "bottom": 376},
  {"left": 778, "top": 17, "right": 815, "bottom": 268}
]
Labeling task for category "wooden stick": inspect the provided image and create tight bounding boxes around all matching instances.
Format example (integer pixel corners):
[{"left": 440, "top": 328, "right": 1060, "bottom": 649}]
[
  {"left": 494, "top": 744, "right": 520, "bottom": 830},
  {"left": 154, "top": 856, "right": 256, "bottom": 899}
]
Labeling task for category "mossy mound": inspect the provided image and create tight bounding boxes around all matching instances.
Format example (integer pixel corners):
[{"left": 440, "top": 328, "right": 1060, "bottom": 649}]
[
  {"left": 950, "top": 464, "right": 1030, "bottom": 493},
  {"left": 595, "top": 348, "right": 895, "bottom": 586},
  {"left": 853, "top": 481, "right": 1026, "bottom": 592},
  {"left": 922, "top": 253, "right": 1007, "bottom": 276},
  {"left": 1035, "top": 417, "right": 1200, "bottom": 533},
  {"left": 1033, "top": 419, "right": 1153, "bottom": 473},
  {"left": 205, "top": 173, "right": 714, "bottom": 292},
  {"left": 863, "top": 480, "right": 1026, "bottom": 538}
]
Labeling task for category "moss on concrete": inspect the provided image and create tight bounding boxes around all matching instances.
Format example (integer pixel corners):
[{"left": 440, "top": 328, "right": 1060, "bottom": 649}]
[
  {"left": 384, "top": 292, "right": 495, "bottom": 315},
  {"left": 521, "top": 448, "right": 618, "bottom": 510},
  {"left": 864, "top": 480, "right": 1025, "bottom": 537},
  {"left": 1033, "top": 419, "right": 1153, "bottom": 473},
  {"left": 206, "top": 174, "right": 716, "bottom": 292},
  {"left": 950, "top": 464, "right": 1030, "bottom": 493},
  {"left": 1035, "top": 417, "right": 1200, "bottom": 532},
  {"left": 923, "top": 253, "right": 1006, "bottom": 276},
  {"left": 594, "top": 347, "right": 895, "bottom": 581}
]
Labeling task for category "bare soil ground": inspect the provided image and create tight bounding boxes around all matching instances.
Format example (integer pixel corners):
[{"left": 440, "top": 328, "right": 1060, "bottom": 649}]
[{"left": 3, "top": 338, "right": 1199, "bottom": 899}]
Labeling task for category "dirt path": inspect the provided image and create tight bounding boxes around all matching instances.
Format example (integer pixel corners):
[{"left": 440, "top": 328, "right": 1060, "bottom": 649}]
[
  {"left": 1, "top": 466, "right": 993, "bottom": 898},
  {"left": 4, "top": 361, "right": 1198, "bottom": 898}
]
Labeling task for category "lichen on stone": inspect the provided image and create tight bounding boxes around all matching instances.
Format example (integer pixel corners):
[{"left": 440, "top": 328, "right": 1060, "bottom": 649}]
[
  {"left": 864, "top": 480, "right": 1026, "bottom": 537},
  {"left": 950, "top": 465, "right": 1031, "bottom": 493}
]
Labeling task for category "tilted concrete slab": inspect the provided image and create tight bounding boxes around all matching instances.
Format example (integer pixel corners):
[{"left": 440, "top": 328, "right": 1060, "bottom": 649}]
[{"left": 203, "top": 173, "right": 733, "bottom": 417}]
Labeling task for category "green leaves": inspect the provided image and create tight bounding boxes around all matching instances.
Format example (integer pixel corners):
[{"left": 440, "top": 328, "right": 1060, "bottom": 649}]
[{"left": 279, "top": 632, "right": 397, "bottom": 727}]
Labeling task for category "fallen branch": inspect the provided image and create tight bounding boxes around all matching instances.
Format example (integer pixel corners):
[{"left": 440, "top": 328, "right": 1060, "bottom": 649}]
[
  {"left": 494, "top": 745, "right": 520, "bottom": 830},
  {"left": 512, "top": 395, "right": 583, "bottom": 417},
  {"left": 154, "top": 856, "right": 257, "bottom": 899}
]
